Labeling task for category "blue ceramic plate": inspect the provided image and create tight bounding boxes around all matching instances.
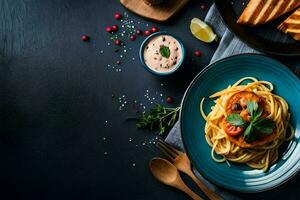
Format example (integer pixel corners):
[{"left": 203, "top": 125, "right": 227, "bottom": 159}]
[{"left": 180, "top": 54, "right": 300, "bottom": 193}]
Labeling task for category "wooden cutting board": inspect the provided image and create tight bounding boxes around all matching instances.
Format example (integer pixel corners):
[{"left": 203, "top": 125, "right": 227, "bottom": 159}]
[{"left": 120, "top": 0, "right": 189, "bottom": 22}]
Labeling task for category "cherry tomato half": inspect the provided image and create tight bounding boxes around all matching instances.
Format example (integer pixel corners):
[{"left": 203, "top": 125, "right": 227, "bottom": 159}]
[{"left": 224, "top": 120, "right": 244, "bottom": 136}]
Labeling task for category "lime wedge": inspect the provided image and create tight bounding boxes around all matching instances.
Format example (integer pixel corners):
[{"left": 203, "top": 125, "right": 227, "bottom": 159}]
[{"left": 190, "top": 18, "right": 217, "bottom": 43}]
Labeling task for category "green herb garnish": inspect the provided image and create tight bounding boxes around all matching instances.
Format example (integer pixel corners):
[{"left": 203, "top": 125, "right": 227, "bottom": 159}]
[
  {"left": 226, "top": 101, "right": 275, "bottom": 143},
  {"left": 159, "top": 45, "right": 170, "bottom": 58},
  {"left": 226, "top": 113, "right": 246, "bottom": 127},
  {"left": 136, "top": 104, "right": 180, "bottom": 135}
]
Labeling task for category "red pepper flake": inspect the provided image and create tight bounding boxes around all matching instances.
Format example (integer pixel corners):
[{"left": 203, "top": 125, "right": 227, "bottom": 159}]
[
  {"left": 151, "top": 27, "right": 159, "bottom": 33},
  {"left": 111, "top": 25, "right": 119, "bottom": 32},
  {"left": 194, "top": 50, "right": 202, "bottom": 57},
  {"left": 106, "top": 26, "right": 113, "bottom": 33},
  {"left": 114, "top": 13, "right": 122, "bottom": 20},
  {"left": 115, "top": 39, "right": 121, "bottom": 45},
  {"left": 136, "top": 29, "right": 142, "bottom": 35},
  {"left": 116, "top": 60, "right": 121, "bottom": 65},
  {"left": 81, "top": 34, "right": 89, "bottom": 41},
  {"left": 200, "top": 3, "right": 206, "bottom": 10},
  {"left": 144, "top": 30, "right": 151, "bottom": 36},
  {"left": 166, "top": 96, "right": 174, "bottom": 103},
  {"left": 130, "top": 35, "right": 136, "bottom": 41}
]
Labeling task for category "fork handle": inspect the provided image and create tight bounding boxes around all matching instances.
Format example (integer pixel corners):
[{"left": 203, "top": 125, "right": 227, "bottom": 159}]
[{"left": 185, "top": 169, "right": 223, "bottom": 200}]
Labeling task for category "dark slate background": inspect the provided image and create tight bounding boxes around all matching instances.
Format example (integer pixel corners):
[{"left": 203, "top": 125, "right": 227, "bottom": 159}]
[{"left": 1, "top": 0, "right": 300, "bottom": 199}]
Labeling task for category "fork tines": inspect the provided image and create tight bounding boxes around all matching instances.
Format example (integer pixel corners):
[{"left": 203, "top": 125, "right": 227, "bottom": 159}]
[{"left": 156, "top": 139, "right": 179, "bottom": 160}]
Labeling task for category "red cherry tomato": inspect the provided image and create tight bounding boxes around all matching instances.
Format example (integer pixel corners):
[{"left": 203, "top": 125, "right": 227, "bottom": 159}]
[{"left": 224, "top": 120, "right": 244, "bottom": 136}]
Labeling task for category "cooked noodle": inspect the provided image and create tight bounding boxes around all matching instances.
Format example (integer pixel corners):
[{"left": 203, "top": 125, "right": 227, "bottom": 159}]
[{"left": 200, "top": 77, "right": 294, "bottom": 171}]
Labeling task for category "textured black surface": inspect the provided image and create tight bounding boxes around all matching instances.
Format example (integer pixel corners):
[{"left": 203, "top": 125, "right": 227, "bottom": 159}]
[{"left": 0, "top": 0, "right": 300, "bottom": 200}]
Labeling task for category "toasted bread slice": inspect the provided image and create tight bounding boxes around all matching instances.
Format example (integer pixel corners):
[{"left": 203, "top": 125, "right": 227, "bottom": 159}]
[
  {"left": 278, "top": 8, "right": 300, "bottom": 41},
  {"left": 237, "top": 0, "right": 300, "bottom": 26}
]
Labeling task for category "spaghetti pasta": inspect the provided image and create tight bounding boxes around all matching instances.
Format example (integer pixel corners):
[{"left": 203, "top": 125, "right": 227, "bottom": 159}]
[{"left": 200, "top": 77, "right": 294, "bottom": 171}]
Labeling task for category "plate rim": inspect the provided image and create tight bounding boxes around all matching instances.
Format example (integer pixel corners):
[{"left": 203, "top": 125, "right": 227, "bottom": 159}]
[
  {"left": 179, "top": 53, "right": 300, "bottom": 193},
  {"left": 214, "top": 0, "right": 300, "bottom": 56}
]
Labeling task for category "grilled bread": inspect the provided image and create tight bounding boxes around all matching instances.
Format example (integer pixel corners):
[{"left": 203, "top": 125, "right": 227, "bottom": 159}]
[
  {"left": 278, "top": 8, "right": 300, "bottom": 41},
  {"left": 237, "top": 0, "right": 300, "bottom": 26}
]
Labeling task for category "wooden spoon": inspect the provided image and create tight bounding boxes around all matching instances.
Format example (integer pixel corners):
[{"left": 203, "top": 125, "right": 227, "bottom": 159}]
[{"left": 150, "top": 157, "right": 203, "bottom": 200}]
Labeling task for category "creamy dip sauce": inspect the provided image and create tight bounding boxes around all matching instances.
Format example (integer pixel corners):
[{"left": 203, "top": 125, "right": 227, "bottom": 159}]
[{"left": 143, "top": 35, "right": 182, "bottom": 73}]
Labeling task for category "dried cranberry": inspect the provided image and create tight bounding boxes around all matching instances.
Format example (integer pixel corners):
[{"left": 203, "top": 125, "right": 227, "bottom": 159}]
[
  {"left": 115, "top": 39, "right": 121, "bottom": 45},
  {"left": 81, "top": 34, "right": 89, "bottom": 41},
  {"left": 194, "top": 50, "right": 202, "bottom": 57},
  {"left": 111, "top": 25, "right": 118, "bottom": 32},
  {"left": 144, "top": 30, "right": 151, "bottom": 36},
  {"left": 151, "top": 27, "right": 158, "bottom": 33},
  {"left": 106, "top": 26, "right": 113, "bottom": 33},
  {"left": 114, "top": 13, "right": 122, "bottom": 20},
  {"left": 136, "top": 29, "right": 142, "bottom": 35},
  {"left": 116, "top": 60, "right": 121, "bottom": 65},
  {"left": 130, "top": 35, "right": 136, "bottom": 41},
  {"left": 166, "top": 96, "right": 174, "bottom": 103}
]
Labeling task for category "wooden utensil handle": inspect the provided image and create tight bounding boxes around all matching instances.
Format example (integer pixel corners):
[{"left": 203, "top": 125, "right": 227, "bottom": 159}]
[
  {"left": 185, "top": 170, "right": 223, "bottom": 200},
  {"left": 177, "top": 182, "right": 204, "bottom": 200}
]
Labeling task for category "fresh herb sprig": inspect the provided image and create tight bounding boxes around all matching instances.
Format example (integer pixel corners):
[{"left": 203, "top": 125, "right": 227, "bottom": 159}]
[
  {"left": 136, "top": 104, "right": 180, "bottom": 135},
  {"left": 159, "top": 45, "right": 170, "bottom": 58},
  {"left": 226, "top": 101, "right": 275, "bottom": 143}
]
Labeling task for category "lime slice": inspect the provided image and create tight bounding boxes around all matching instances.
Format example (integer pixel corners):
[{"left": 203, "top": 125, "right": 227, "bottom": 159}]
[{"left": 190, "top": 18, "right": 217, "bottom": 43}]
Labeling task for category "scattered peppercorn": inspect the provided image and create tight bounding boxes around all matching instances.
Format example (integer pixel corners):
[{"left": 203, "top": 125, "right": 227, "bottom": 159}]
[
  {"left": 151, "top": 27, "right": 158, "bottom": 33},
  {"left": 136, "top": 29, "right": 142, "bottom": 35},
  {"left": 115, "top": 39, "right": 121, "bottom": 45},
  {"left": 114, "top": 13, "right": 122, "bottom": 20},
  {"left": 130, "top": 35, "right": 136, "bottom": 41},
  {"left": 166, "top": 96, "right": 174, "bottom": 103},
  {"left": 111, "top": 25, "right": 118, "bottom": 32},
  {"left": 194, "top": 50, "right": 202, "bottom": 57},
  {"left": 144, "top": 30, "right": 151, "bottom": 36},
  {"left": 81, "top": 34, "right": 89, "bottom": 41}
]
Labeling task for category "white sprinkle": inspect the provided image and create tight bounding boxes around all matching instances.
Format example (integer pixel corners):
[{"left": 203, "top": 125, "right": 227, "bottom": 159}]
[
  {"left": 123, "top": 49, "right": 127, "bottom": 53},
  {"left": 132, "top": 57, "right": 135, "bottom": 60},
  {"left": 105, "top": 120, "right": 108, "bottom": 123},
  {"left": 120, "top": 55, "right": 123, "bottom": 58},
  {"left": 103, "top": 137, "right": 106, "bottom": 141},
  {"left": 160, "top": 93, "right": 163, "bottom": 97},
  {"left": 129, "top": 138, "right": 132, "bottom": 142},
  {"left": 135, "top": 144, "right": 138, "bottom": 147},
  {"left": 160, "top": 83, "right": 164, "bottom": 86},
  {"left": 152, "top": 97, "right": 155, "bottom": 100},
  {"left": 142, "top": 142, "right": 146, "bottom": 146},
  {"left": 100, "top": 50, "right": 104, "bottom": 54},
  {"left": 122, "top": 95, "right": 125, "bottom": 98},
  {"left": 132, "top": 163, "right": 136, "bottom": 167},
  {"left": 107, "top": 43, "right": 110, "bottom": 46},
  {"left": 134, "top": 100, "right": 137, "bottom": 103},
  {"left": 124, "top": 101, "right": 127, "bottom": 104},
  {"left": 122, "top": 104, "right": 125, "bottom": 107},
  {"left": 143, "top": 106, "right": 146, "bottom": 109},
  {"left": 104, "top": 152, "right": 108, "bottom": 155}
]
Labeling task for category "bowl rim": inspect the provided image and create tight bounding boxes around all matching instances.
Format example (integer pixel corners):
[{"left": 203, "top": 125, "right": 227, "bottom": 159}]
[
  {"left": 139, "top": 31, "right": 185, "bottom": 76},
  {"left": 179, "top": 53, "right": 300, "bottom": 193}
]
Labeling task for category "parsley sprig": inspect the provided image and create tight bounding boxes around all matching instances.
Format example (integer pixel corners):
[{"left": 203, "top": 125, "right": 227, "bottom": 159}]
[
  {"left": 136, "top": 104, "right": 180, "bottom": 135},
  {"left": 226, "top": 101, "right": 275, "bottom": 143}
]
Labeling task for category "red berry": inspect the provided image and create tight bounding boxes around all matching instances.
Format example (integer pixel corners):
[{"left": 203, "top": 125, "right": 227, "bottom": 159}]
[
  {"left": 200, "top": 4, "right": 206, "bottom": 10},
  {"left": 115, "top": 39, "right": 121, "bottom": 45},
  {"left": 151, "top": 27, "right": 158, "bottom": 33},
  {"left": 111, "top": 25, "right": 118, "bottom": 32},
  {"left": 106, "top": 26, "right": 113, "bottom": 33},
  {"left": 144, "top": 30, "right": 151, "bottom": 36},
  {"left": 130, "top": 35, "right": 136, "bottom": 41},
  {"left": 166, "top": 96, "right": 174, "bottom": 103},
  {"left": 114, "top": 13, "right": 122, "bottom": 20},
  {"left": 81, "top": 34, "right": 89, "bottom": 41},
  {"left": 116, "top": 60, "right": 121, "bottom": 65},
  {"left": 136, "top": 29, "right": 142, "bottom": 35},
  {"left": 194, "top": 50, "right": 202, "bottom": 57}
]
